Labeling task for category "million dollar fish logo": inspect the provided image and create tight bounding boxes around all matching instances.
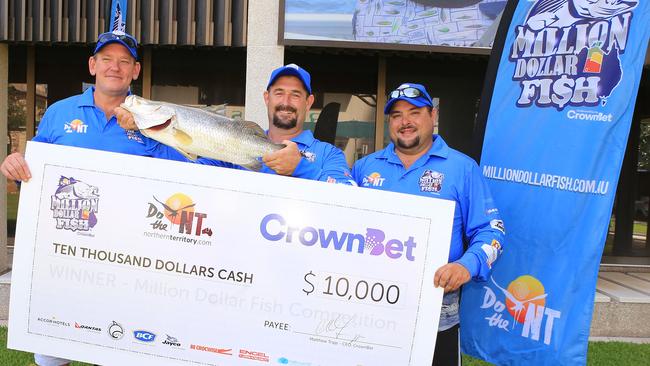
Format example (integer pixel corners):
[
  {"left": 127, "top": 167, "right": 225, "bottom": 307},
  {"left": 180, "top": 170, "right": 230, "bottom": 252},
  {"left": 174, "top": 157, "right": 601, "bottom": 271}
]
[
  {"left": 50, "top": 176, "right": 99, "bottom": 232},
  {"left": 509, "top": 0, "right": 638, "bottom": 110}
]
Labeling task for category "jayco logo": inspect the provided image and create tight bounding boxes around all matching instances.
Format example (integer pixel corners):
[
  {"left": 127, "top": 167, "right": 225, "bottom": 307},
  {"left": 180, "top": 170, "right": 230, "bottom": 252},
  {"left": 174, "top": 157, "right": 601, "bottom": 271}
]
[
  {"left": 50, "top": 176, "right": 99, "bottom": 232},
  {"left": 510, "top": 0, "right": 638, "bottom": 110},
  {"left": 480, "top": 275, "right": 561, "bottom": 345},
  {"left": 260, "top": 213, "right": 416, "bottom": 261}
]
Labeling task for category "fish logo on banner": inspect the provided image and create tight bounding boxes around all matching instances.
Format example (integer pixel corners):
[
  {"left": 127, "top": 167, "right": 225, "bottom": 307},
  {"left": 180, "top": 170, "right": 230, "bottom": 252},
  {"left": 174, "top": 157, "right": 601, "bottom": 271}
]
[
  {"left": 480, "top": 275, "right": 562, "bottom": 345},
  {"left": 50, "top": 176, "right": 99, "bottom": 233},
  {"left": 510, "top": 0, "right": 638, "bottom": 110}
]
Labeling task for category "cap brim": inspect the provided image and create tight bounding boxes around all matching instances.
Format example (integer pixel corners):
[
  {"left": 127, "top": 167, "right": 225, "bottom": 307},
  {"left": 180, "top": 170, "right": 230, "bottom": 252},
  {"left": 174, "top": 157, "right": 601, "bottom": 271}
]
[{"left": 384, "top": 96, "right": 431, "bottom": 114}]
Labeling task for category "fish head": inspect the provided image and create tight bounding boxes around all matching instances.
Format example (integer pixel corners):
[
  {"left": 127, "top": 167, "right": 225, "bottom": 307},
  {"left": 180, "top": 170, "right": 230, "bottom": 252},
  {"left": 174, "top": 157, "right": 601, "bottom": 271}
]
[
  {"left": 121, "top": 95, "right": 176, "bottom": 130},
  {"left": 72, "top": 181, "right": 99, "bottom": 199},
  {"left": 572, "top": 0, "right": 638, "bottom": 18}
]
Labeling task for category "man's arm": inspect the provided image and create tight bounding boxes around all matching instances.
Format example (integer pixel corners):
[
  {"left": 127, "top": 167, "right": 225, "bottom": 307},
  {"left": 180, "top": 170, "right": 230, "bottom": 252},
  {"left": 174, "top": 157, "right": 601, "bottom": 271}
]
[
  {"left": 454, "top": 161, "right": 505, "bottom": 282},
  {"left": 1, "top": 107, "right": 56, "bottom": 182}
]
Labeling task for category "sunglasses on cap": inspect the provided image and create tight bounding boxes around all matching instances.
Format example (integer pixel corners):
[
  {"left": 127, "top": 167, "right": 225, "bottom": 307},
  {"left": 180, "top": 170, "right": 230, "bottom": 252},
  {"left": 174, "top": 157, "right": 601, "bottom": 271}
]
[
  {"left": 97, "top": 31, "right": 138, "bottom": 49},
  {"left": 389, "top": 86, "right": 428, "bottom": 99}
]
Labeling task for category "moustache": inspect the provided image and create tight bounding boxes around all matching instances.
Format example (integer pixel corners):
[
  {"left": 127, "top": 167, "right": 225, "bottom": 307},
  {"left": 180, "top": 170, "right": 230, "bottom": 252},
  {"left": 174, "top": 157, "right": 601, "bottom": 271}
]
[
  {"left": 398, "top": 125, "right": 416, "bottom": 133},
  {"left": 275, "top": 105, "right": 297, "bottom": 113}
]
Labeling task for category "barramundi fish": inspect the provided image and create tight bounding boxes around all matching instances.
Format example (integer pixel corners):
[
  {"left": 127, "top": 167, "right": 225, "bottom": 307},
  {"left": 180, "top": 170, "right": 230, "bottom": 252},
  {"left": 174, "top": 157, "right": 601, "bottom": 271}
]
[
  {"left": 525, "top": 0, "right": 637, "bottom": 31},
  {"left": 121, "top": 95, "right": 283, "bottom": 171}
]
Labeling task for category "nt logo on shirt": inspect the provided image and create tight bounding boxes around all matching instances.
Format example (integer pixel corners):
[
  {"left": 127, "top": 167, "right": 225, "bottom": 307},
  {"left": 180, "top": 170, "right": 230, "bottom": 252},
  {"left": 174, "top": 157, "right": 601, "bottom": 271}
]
[{"left": 64, "top": 119, "right": 88, "bottom": 134}]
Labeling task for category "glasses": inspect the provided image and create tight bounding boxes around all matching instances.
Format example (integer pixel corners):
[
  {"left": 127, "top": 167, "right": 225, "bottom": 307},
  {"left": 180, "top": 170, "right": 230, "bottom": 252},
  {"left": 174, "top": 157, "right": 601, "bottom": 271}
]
[
  {"left": 97, "top": 31, "right": 138, "bottom": 49},
  {"left": 389, "top": 87, "right": 425, "bottom": 99}
]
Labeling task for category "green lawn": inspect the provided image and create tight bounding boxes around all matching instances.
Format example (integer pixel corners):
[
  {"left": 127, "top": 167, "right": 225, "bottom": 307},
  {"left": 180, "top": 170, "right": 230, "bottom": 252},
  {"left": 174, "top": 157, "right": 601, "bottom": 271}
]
[
  {"left": 2, "top": 326, "right": 650, "bottom": 365},
  {"left": 463, "top": 342, "right": 650, "bottom": 365},
  {"left": 0, "top": 327, "right": 91, "bottom": 366}
]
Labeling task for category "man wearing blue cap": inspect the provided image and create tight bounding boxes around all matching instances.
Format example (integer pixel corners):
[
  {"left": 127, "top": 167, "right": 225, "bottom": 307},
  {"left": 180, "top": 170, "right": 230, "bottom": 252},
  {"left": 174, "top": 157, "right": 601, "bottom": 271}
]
[
  {"left": 0, "top": 30, "right": 177, "bottom": 366},
  {"left": 352, "top": 83, "right": 505, "bottom": 365},
  {"left": 0, "top": 30, "right": 178, "bottom": 183},
  {"left": 254, "top": 63, "right": 353, "bottom": 182}
]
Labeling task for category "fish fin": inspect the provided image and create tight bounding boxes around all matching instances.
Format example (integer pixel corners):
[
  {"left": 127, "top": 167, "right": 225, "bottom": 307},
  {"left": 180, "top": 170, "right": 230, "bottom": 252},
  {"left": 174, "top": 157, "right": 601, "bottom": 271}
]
[
  {"left": 172, "top": 127, "right": 193, "bottom": 146},
  {"left": 241, "top": 159, "right": 263, "bottom": 172},
  {"left": 241, "top": 120, "right": 267, "bottom": 139},
  {"left": 172, "top": 147, "right": 198, "bottom": 161},
  {"left": 199, "top": 104, "right": 227, "bottom": 116}
]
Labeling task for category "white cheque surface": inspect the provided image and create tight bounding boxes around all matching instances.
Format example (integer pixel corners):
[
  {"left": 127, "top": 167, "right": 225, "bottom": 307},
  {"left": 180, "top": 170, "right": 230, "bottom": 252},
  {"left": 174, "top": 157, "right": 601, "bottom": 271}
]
[{"left": 8, "top": 141, "right": 454, "bottom": 366}]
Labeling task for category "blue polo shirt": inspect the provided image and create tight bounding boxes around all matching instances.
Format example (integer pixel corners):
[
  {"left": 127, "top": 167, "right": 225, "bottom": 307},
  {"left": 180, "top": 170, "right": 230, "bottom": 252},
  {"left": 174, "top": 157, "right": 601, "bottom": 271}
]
[
  {"left": 352, "top": 135, "right": 504, "bottom": 281},
  {"left": 198, "top": 130, "right": 356, "bottom": 184},
  {"left": 33, "top": 87, "right": 178, "bottom": 159}
]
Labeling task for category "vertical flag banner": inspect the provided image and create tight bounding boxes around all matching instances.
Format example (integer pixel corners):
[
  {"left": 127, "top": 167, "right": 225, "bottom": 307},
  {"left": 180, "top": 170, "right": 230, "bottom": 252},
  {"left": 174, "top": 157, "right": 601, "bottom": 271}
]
[
  {"left": 461, "top": 0, "right": 650, "bottom": 365},
  {"left": 110, "top": 0, "right": 128, "bottom": 32}
]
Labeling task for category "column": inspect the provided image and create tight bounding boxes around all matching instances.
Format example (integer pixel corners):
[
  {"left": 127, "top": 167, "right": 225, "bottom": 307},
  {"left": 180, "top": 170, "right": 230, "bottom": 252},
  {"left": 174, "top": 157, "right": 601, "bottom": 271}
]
[{"left": 244, "top": 0, "right": 284, "bottom": 129}]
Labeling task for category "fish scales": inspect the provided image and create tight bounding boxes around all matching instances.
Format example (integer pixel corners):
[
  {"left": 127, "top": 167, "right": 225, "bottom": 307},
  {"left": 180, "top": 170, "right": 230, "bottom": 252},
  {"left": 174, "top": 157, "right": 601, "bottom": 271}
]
[{"left": 121, "top": 95, "right": 282, "bottom": 170}]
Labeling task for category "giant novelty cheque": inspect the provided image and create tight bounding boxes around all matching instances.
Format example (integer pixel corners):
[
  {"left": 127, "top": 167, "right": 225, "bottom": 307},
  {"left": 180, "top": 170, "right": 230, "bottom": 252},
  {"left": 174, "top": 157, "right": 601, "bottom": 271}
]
[{"left": 8, "top": 142, "right": 454, "bottom": 366}]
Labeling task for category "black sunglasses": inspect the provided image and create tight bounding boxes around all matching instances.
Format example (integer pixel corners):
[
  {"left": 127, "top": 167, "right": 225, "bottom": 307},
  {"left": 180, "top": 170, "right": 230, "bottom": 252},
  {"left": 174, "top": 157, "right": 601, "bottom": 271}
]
[{"left": 97, "top": 32, "right": 138, "bottom": 49}]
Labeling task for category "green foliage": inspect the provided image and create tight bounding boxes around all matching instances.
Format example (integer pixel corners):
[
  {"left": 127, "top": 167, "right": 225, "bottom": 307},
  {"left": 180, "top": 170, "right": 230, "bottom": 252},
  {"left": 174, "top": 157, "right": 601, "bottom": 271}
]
[
  {"left": 8, "top": 86, "right": 26, "bottom": 131},
  {"left": 639, "top": 121, "right": 650, "bottom": 170}
]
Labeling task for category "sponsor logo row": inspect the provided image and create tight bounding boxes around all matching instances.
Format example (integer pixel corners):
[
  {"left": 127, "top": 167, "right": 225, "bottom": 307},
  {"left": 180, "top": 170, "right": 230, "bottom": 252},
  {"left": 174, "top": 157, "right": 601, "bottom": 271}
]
[{"left": 36, "top": 317, "right": 313, "bottom": 364}]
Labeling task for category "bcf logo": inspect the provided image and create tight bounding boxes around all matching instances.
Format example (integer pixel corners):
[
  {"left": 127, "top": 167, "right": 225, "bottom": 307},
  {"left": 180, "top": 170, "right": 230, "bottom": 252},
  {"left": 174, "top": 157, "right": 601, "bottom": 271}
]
[{"left": 134, "top": 330, "right": 156, "bottom": 342}]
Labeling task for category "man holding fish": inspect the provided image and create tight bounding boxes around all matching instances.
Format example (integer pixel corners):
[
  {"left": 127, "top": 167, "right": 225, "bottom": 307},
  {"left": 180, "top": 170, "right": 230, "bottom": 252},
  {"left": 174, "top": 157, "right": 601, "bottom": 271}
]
[
  {"left": 0, "top": 29, "right": 175, "bottom": 366},
  {"left": 0, "top": 31, "right": 176, "bottom": 183},
  {"left": 116, "top": 63, "right": 355, "bottom": 184}
]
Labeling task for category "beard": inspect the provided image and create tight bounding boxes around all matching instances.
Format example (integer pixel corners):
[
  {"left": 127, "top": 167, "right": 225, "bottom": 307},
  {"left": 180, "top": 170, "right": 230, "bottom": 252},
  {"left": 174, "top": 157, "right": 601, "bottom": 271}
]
[
  {"left": 272, "top": 104, "right": 298, "bottom": 130},
  {"left": 395, "top": 126, "right": 420, "bottom": 149}
]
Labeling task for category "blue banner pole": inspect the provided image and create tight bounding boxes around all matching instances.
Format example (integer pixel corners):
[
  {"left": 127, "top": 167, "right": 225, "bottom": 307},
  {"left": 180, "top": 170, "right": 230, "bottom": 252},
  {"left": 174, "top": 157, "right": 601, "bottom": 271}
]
[{"left": 460, "top": 0, "right": 650, "bottom": 364}]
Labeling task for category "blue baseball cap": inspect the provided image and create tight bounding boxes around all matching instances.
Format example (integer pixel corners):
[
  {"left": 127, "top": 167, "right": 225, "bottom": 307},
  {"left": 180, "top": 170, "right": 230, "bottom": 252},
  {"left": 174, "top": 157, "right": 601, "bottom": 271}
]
[
  {"left": 267, "top": 64, "right": 312, "bottom": 95},
  {"left": 94, "top": 31, "right": 138, "bottom": 59},
  {"left": 384, "top": 83, "right": 435, "bottom": 114}
]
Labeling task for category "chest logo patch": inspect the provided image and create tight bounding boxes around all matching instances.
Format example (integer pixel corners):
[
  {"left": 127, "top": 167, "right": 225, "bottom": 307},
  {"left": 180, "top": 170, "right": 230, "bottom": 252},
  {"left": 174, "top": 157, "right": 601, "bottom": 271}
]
[
  {"left": 419, "top": 170, "right": 444, "bottom": 193},
  {"left": 126, "top": 130, "right": 145, "bottom": 144},
  {"left": 301, "top": 150, "right": 316, "bottom": 163},
  {"left": 362, "top": 172, "right": 386, "bottom": 187},
  {"left": 64, "top": 119, "right": 88, "bottom": 134}
]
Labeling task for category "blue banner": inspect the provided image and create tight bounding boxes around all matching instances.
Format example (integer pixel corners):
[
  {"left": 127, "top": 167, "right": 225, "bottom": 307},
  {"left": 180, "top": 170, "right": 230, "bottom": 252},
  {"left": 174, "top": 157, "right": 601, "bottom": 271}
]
[
  {"left": 460, "top": 0, "right": 650, "bottom": 364},
  {"left": 110, "top": 0, "right": 128, "bottom": 32}
]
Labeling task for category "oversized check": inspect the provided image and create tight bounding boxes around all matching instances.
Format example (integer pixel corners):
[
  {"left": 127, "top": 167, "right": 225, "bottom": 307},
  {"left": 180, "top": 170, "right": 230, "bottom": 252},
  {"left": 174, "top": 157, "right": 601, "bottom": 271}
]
[{"left": 8, "top": 142, "right": 454, "bottom": 366}]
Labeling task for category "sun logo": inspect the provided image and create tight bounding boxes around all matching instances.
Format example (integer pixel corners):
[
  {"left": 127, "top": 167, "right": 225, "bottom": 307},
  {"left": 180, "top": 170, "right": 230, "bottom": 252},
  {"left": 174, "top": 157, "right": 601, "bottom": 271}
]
[
  {"left": 146, "top": 193, "right": 212, "bottom": 237},
  {"left": 157, "top": 193, "right": 196, "bottom": 225},
  {"left": 64, "top": 119, "right": 88, "bottom": 133},
  {"left": 481, "top": 275, "right": 561, "bottom": 345},
  {"left": 363, "top": 172, "right": 385, "bottom": 187},
  {"left": 492, "top": 275, "right": 548, "bottom": 324}
]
